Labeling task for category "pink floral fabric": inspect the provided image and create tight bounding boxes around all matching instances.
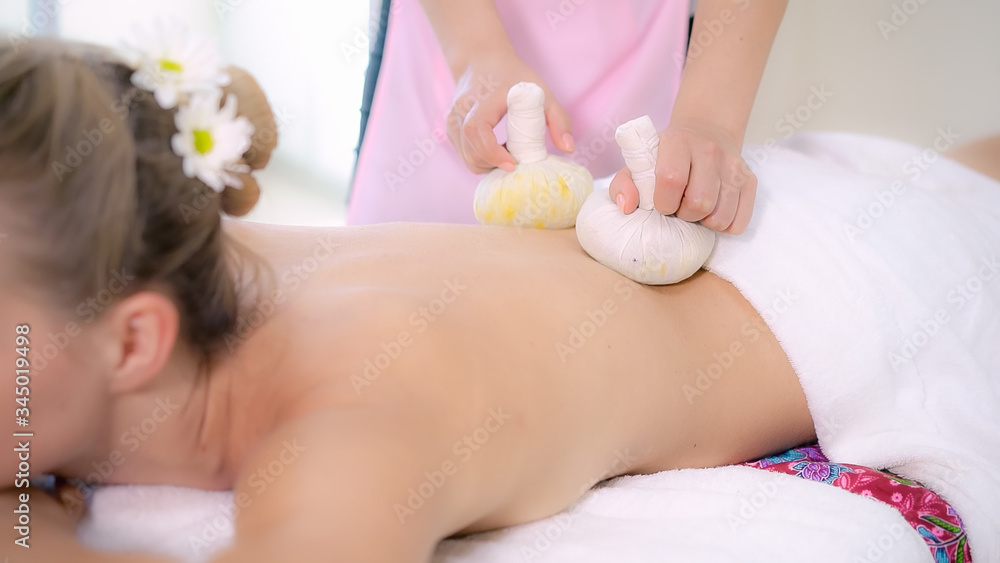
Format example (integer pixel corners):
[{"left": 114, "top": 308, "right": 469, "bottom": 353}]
[{"left": 744, "top": 443, "right": 971, "bottom": 563}]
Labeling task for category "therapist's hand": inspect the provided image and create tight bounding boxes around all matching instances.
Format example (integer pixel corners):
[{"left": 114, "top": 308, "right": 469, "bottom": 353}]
[
  {"left": 447, "top": 51, "right": 574, "bottom": 174},
  {"left": 607, "top": 0, "right": 786, "bottom": 236},
  {"left": 609, "top": 117, "right": 757, "bottom": 234}
]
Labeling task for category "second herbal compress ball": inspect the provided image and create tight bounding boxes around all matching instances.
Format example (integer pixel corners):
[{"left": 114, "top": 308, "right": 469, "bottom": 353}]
[{"left": 576, "top": 116, "right": 716, "bottom": 285}]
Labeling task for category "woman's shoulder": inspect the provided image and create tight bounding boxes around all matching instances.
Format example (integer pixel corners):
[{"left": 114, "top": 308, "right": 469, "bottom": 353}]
[{"left": 237, "top": 277, "right": 473, "bottom": 412}]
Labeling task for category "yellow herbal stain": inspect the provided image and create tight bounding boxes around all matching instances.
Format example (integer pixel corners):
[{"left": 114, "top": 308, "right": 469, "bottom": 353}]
[
  {"left": 503, "top": 205, "right": 516, "bottom": 222},
  {"left": 478, "top": 170, "right": 582, "bottom": 228}
]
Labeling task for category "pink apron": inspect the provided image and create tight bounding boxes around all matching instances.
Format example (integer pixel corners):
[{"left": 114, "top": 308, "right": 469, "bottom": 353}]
[{"left": 349, "top": 0, "right": 689, "bottom": 225}]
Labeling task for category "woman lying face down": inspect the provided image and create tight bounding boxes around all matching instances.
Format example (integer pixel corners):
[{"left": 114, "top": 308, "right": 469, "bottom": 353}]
[{"left": 0, "top": 39, "right": 874, "bottom": 561}]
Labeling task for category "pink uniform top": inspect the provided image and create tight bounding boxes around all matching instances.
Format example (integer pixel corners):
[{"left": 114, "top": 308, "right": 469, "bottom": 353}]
[{"left": 349, "top": 0, "right": 689, "bottom": 225}]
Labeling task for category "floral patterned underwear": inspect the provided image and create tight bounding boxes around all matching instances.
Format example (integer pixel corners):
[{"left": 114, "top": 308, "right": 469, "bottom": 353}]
[{"left": 744, "top": 443, "right": 972, "bottom": 563}]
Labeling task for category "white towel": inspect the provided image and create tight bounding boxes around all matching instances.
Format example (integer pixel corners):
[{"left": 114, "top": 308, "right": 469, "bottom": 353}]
[
  {"left": 706, "top": 130, "right": 1000, "bottom": 561},
  {"left": 80, "top": 468, "right": 933, "bottom": 563},
  {"left": 79, "top": 486, "right": 234, "bottom": 561}
]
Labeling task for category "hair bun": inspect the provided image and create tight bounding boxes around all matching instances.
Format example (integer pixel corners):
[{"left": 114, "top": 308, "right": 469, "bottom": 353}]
[
  {"left": 221, "top": 171, "right": 261, "bottom": 217},
  {"left": 223, "top": 65, "right": 277, "bottom": 170},
  {"left": 218, "top": 66, "right": 276, "bottom": 217}
]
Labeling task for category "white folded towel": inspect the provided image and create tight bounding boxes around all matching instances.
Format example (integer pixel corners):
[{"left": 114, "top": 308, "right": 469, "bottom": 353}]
[
  {"left": 705, "top": 130, "right": 1000, "bottom": 561},
  {"left": 80, "top": 468, "right": 932, "bottom": 563}
]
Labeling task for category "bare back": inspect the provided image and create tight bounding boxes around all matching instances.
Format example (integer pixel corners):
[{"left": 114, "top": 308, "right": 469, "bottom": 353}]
[{"left": 208, "top": 220, "right": 813, "bottom": 557}]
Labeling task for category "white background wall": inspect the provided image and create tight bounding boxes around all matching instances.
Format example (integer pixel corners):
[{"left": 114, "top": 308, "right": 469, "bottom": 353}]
[
  {"left": 0, "top": 2, "right": 28, "bottom": 29},
  {"left": 746, "top": 1, "right": 1000, "bottom": 147},
  {"left": 2, "top": 0, "right": 374, "bottom": 225},
  {"left": 2, "top": 1, "right": 999, "bottom": 225}
]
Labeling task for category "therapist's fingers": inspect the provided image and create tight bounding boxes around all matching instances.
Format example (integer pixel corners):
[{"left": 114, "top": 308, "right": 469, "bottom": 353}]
[
  {"left": 460, "top": 120, "right": 513, "bottom": 174},
  {"left": 446, "top": 102, "right": 471, "bottom": 163},
  {"left": 545, "top": 99, "right": 574, "bottom": 153},
  {"left": 652, "top": 131, "right": 692, "bottom": 216},
  {"left": 700, "top": 178, "right": 740, "bottom": 232},
  {"left": 460, "top": 99, "right": 516, "bottom": 174},
  {"left": 608, "top": 166, "right": 639, "bottom": 214},
  {"left": 675, "top": 145, "right": 721, "bottom": 223},
  {"left": 724, "top": 165, "right": 757, "bottom": 234},
  {"left": 446, "top": 94, "right": 511, "bottom": 174}
]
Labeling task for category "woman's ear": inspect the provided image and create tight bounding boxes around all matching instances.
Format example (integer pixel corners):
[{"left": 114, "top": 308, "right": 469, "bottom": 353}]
[{"left": 102, "top": 291, "right": 181, "bottom": 395}]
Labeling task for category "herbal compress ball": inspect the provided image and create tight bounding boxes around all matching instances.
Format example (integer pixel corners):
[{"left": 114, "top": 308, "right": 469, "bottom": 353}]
[
  {"left": 576, "top": 116, "right": 716, "bottom": 285},
  {"left": 473, "top": 82, "right": 593, "bottom": 229}
]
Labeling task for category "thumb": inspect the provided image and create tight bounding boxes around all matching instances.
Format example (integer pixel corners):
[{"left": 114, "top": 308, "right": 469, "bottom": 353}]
[
  {"left": 609, "top": 166, "right": 639, "bottom": 215},
  {"left": 544, "top": 99, "right": 574, "bottom": 153}
]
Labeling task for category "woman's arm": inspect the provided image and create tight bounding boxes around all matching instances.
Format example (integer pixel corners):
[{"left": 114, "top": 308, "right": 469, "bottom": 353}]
[
  {"left": 417, "top": 0, "right": 515, "bottom": 81},
  {"left": 611, "top": 0, "right": 789, "bottom": 234},
  {"left": 661, "top": 0, "right": 788, "bottom": 232},
  {"left": 212, "top": 405, "right": 458, "bottom": 562},
  {"left": 1, "top": 411, "right": 454, "bottom": 562},
  {"left": 674, "top": 0, "right": 789, "bottom": 146}
]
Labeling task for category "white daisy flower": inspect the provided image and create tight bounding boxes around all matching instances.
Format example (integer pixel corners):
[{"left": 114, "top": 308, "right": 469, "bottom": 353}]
[
  {"left": 171, "top": 92, "right": 255, "bottom": 192},
  {"left": 128, "top": 20, "right": 231, "bottom": 109}
]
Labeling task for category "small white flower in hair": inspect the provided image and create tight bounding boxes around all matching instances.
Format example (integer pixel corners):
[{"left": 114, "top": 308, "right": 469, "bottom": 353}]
[
  {"left": 128, "top": 20, "right": 231, "bottom": 109},
  {"left": 171, "top": 92, "right": 255, "bottom": 192}
]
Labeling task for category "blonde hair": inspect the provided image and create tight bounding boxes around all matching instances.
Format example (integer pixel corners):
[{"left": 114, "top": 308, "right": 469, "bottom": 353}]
[{"left": 0, "top": 38, "right": 259, "bottom": 362}]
